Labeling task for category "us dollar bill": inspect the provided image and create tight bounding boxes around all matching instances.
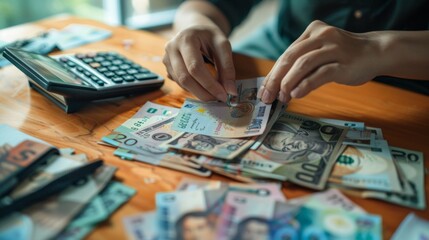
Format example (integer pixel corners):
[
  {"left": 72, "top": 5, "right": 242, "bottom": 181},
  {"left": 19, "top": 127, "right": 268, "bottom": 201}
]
[
  {"left": 241, "top": 112, "right": 347, "bottom": 190},
  {"left": 329, "top": 140, "right": 403, "bottom": 193}
]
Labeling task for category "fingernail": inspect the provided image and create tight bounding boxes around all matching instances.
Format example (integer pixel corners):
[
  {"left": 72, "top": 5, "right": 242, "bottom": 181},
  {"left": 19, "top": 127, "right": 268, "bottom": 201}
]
[
  {"left": 290, "top": 88, "right": 301, "bottom": 98},
  {"left": 226, "top": 82, "right": 238, "bottom": 96},
  {"left": 261, "top": 89, "right": 272, "bottom": 103},
  {"left": 257, "top": 86, "right": 265, "bottom": 99}
]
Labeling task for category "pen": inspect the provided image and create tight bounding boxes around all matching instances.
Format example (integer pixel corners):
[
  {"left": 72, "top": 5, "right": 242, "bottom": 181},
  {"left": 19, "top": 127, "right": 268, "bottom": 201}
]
[{"left": 0, "top": 159, "right": 103, "bottom": 218}]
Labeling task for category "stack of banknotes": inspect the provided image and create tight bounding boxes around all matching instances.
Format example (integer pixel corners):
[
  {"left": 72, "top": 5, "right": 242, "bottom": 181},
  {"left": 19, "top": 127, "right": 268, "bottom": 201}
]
[
  {"left": 101, "top": 77, "right": 425, "bottom": 210},
  {"left": 0, "top": 125, "right": 135, "bottom": 240},
  {"left": 122, "top": 178, "right": 383, "bottom": 240}
]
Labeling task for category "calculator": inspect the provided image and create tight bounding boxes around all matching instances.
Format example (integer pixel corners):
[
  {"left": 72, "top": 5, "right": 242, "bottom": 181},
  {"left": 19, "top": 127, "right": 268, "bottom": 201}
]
[{"left": 3, "top": 48, "right": 164, "bottom": 100}]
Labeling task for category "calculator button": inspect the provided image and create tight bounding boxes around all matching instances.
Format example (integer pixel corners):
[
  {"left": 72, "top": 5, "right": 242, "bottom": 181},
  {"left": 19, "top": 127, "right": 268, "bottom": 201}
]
[
  {"left": 90, "top": 75, "right": 99, "bottom": 82},
  {"left": 89, "top": 62, "right": 101, "bottom": 68},
  {"left": 123, "top": 75, "right": 135, "bottom": 82},
  {"left": 138, "top": 68, "right": 150, "bottom": 73},
  {"left": 108, "top": 66, "right": 119, "bottom": 71},
  {"left": 83, "top": 71, "right": 92, "bottom": 77},
  {"left": 112, "top": 60, "right": 123, "bottom": 65},
  {"left": 66, "top": 61, "right": 76, "bottom": 67},
  {"left": 106, "top": 56, "right": 116, "bottom": 61},
  {"left": 126, "top": 69, "right": 138, "bottom": 75},
  {"left": 134, "top": 73, "right": 158, "bottom": 81},
  {"left": 97, "top": 80, "right": 105, "bottom": 86},
  {"left": 59, "top": 57, "right": 69, "bottom": 63},
  {"left": 97, "top": 67, "right": 108, "bottom": 73},
  {"left": 82, "top": 58, "right": 94, "bottom": 64},
  {"left": 119, "top": 64, "right": 131, "bottom": 70},
  {"left": 101, "top": 61, "right": 112, "bottom": 67},
  {"left": 103, "top": 71, "right": 115, "bottom": 77},
  {"left": 94, "top": 56, "right": 105, "bottom": 62},
  {"left": 76, "top": 66, "right": 84, "bottom": 72},
  {"left": 112, "top": 77, "right": 124, "bottom": 83},
  {"left": 76, "top": 53, "right": 86, "bottom": 59},
  {"left": 115, "top": 70, "right": 127, "bottom": 76}
]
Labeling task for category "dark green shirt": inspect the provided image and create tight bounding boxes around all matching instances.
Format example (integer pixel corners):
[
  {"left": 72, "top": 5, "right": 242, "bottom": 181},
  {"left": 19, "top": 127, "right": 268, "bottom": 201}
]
[
  {"left": 210, "top": 0, "right": 429, "bottom": 59},
  {"left": 209, "top": 0, "right": 429, "bottom": 94}
]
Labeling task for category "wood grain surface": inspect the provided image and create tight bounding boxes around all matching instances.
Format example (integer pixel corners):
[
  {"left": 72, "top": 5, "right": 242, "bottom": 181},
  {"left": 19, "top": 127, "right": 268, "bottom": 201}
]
[{"left": 0, "top": 16, "right": 428, "bottom": 239}]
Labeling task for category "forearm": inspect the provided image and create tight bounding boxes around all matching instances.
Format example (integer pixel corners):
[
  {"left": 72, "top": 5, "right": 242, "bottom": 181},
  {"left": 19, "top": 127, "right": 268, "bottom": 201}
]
[
  {"left": 371, "top": 31, "right": 429, "bottom": 80},
  {"left": 174, "top": 0, "right": 231, "bottom": 35}
]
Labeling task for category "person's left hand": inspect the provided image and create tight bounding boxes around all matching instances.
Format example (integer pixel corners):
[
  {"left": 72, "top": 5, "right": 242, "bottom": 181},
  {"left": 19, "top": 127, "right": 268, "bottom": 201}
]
[{"left": 258, "top": 20, "right": 383, "bottom": 103}]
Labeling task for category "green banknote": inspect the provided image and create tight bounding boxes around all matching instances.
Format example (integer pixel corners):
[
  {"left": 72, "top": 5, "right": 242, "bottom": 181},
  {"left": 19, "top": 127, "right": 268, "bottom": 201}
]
[
  {"left": 20, "top": 164, "right": 116, "bottom": 240},
  {"left": 58, "top": 181, "right": 136, "bottom": 240},
  {"left": 331, "top": 147, "right": 426, "bottom": 209},
  {"left": 165, "top": 132, "right": 255, "bottom": 160},
  {"left": 329, "top": 140, "right": 403, "bottom": 193},
  {"left": 241, "top": 112, "right": 348, "bottom": 189}
]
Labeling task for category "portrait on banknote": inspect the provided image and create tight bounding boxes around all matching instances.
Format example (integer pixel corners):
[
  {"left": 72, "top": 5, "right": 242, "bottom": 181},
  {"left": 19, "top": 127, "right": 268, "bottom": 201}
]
[
  {"left": 175, "top": 211, "right": 216, "bottom": 240},
  {"left": 259, "top": 120, "right": 336, "bottom": 163}
]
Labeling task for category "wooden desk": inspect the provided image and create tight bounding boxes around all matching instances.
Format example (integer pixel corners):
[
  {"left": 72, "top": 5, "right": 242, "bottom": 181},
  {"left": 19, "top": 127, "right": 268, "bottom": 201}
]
[{"left": 0, "top": 16, "right": 428, "bottom": 239}]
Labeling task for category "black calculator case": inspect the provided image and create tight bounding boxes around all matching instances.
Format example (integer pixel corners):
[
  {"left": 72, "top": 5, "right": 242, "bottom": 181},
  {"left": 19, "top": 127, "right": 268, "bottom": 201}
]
[{"left": 2, "top": 48, "right": 164, "bottom": 100}]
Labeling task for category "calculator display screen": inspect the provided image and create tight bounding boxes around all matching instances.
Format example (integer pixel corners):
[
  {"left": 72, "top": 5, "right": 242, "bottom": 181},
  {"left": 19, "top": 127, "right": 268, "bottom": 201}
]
[{"left": 13, "top": 50, "right": 84, "bottom": 85}]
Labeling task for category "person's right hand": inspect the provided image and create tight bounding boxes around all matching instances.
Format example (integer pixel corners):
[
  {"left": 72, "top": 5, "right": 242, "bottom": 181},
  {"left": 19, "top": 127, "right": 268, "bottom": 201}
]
[{"left": 163, "top": 25, "right": 237, "bottom": 102}]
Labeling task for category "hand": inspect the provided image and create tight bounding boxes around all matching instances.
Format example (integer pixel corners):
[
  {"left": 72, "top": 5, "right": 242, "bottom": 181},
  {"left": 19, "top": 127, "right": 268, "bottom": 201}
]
[
  {"left": 163, "top": 25, "right": 237, "bottom": 102},
  {"left": 258, "top": 20, "right": 382, "bottom": 103}
]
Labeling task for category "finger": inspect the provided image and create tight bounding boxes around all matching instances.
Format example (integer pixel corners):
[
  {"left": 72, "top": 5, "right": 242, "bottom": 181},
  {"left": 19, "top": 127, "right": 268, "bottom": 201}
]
[
  {"left": 211, "top": 38, "right": 237, "bottom": 96},
  {"left": 169, "top": 50, "right": 217, "bottom": 101},
  {"left": 290, "top": 63, "right": 338, "bottom": 98},
  {"left": 180, "top": 42, "right": 228, "bottom": 102},
  {"left": 259, "top": 38, "right": 322, "bottom": 104},
  {"left": 162, "top": 55, "right": 175, "bottom": 81},
  {"left": 279, "top": 46, "right": 337, "bottom": 99}
]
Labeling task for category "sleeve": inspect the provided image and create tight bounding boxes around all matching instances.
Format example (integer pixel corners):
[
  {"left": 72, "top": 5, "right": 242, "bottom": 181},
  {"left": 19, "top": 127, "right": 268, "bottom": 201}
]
[{"left": 208, "top": 0, "right": 262, "bottom": 29}]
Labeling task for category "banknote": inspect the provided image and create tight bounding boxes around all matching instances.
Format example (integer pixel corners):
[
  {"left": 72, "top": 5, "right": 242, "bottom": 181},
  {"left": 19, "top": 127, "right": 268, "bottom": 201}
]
[
  {"left": 114, "top": 148, "right": 212, "bottom": 177},
  {"left": 329, "top": 140, "right": 403, "bottom": 193},
  {"left": 216, "top": 191, "right": 277, "bottom": 240},
  {"left": 58, "top": 181, "right": 136, "bottom": 240},
  {"left": 0, "top": 213, "right": 33, "bottom": 240},
  {"left": 176, "top": 178, "right": 223, "bottom": 191},
  {"left": 156, "top": 189, "right": 223, "bottom": 240},
  {"left": 241, "top": 112, "right": 347, "bottom": 189},
  {"left": 21, "top": 164, "right": 116, "bottom": 240},
  {"left": 289, "top": 188, "right": 366, "bottom": 214},
  {"left": 331, "top": 147, "right": 426, "bottom": 209},
  {"left": 165, "top": 132, "right": 255, "bottom": 160},
  {"left": 270, "top": 203, "right": 382, "bottom": 240},
  {"left": 123, "top": 211, "right": 158, "bottom": 240},
  {"left": 54, "top": 24, "right": 112, "bottom": 50},
  {"left": 250, "top": 101, "right": 286, "bottom": 150},
  {"left": 172, "top": 98, "right": 271, "bottom": 138},
  {"left": 102, "top": 101, "right": 179, "bottom": 147},
  {"left": 391, "top": 213, "right": 429, "bottom": 240},
  {"left": 319, "top": 118, "right": 365, "bottom": 130}
]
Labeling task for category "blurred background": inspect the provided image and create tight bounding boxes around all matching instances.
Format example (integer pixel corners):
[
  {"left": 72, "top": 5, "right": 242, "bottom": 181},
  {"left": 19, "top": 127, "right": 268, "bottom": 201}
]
[{"left": 0, "top": 0, "right": 276, "bottom": 43}]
